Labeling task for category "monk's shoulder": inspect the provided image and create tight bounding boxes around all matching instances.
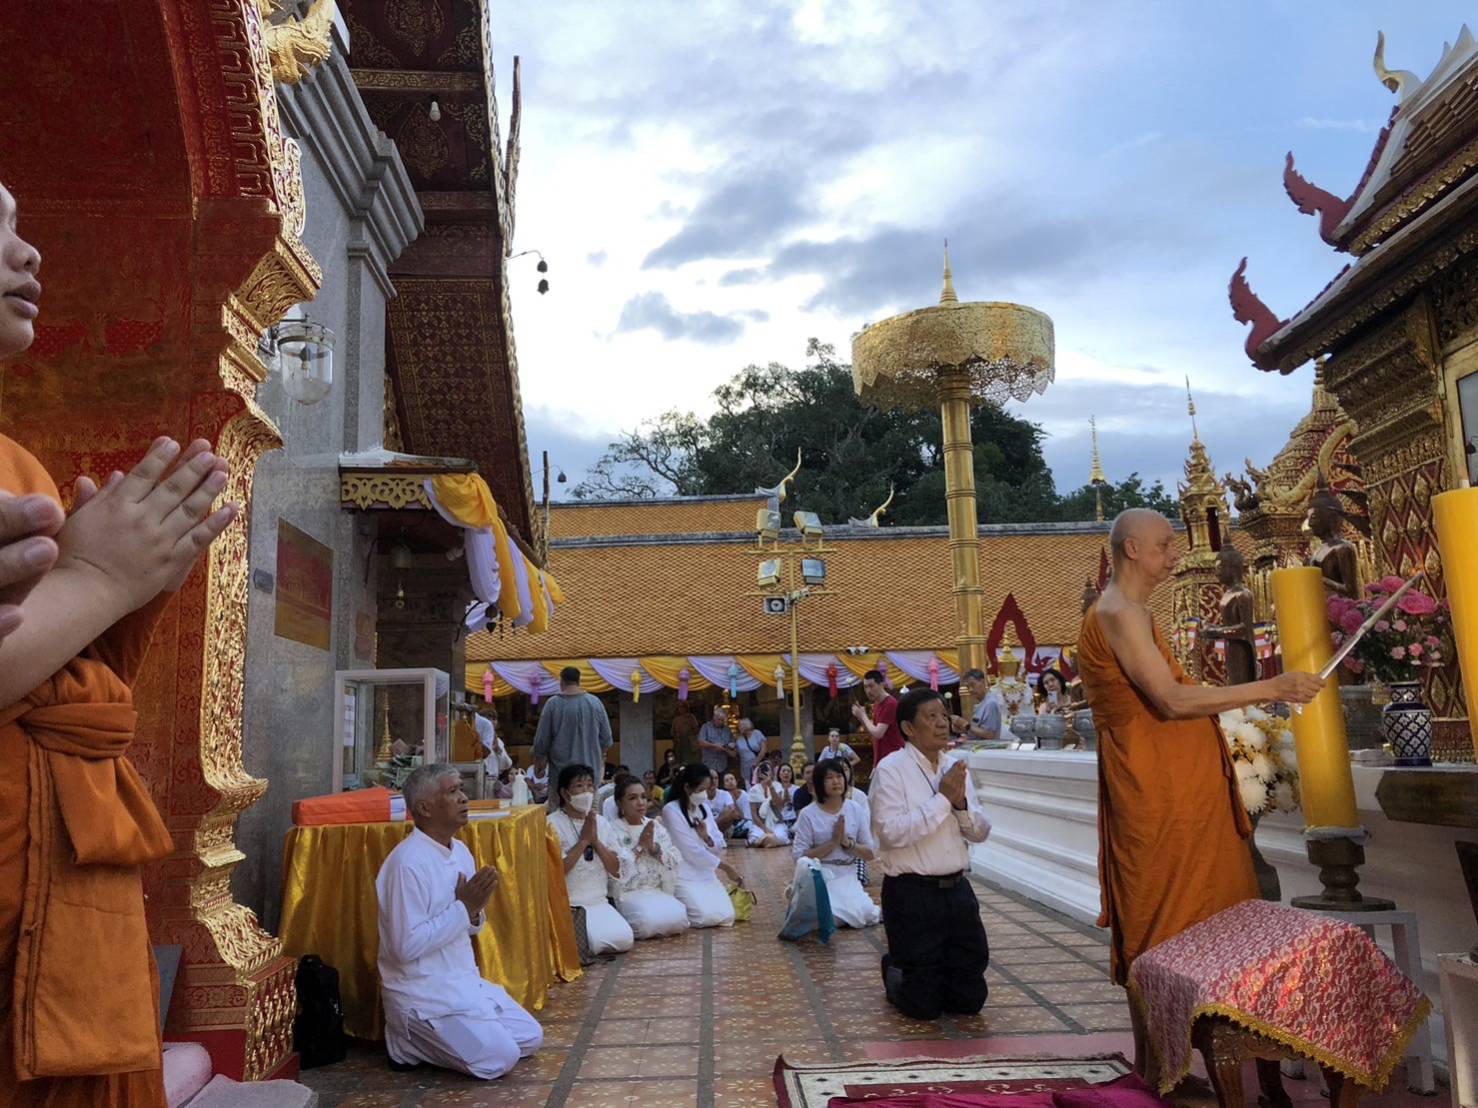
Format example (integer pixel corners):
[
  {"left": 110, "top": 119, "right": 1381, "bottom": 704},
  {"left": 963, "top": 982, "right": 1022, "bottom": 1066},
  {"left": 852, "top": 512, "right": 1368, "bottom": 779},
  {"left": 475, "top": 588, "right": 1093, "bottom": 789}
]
[{"left": 0, "top": 433, "right": 60, "bottom": 499}]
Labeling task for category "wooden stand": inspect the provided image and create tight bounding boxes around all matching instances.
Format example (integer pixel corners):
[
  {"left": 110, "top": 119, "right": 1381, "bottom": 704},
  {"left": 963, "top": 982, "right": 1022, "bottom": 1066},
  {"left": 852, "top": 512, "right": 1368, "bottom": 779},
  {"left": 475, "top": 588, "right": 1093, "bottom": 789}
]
[{"left": 1193, "top": 1017, "right": 1365, "bottom": 1108}]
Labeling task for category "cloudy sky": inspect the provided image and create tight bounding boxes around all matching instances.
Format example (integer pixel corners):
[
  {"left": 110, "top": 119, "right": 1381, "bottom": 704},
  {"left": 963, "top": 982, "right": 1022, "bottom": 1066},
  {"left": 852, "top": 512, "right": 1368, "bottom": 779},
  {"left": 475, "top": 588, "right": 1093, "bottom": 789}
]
[{"left": 492, "top": 1, "right": 1470, "bottom": 502}]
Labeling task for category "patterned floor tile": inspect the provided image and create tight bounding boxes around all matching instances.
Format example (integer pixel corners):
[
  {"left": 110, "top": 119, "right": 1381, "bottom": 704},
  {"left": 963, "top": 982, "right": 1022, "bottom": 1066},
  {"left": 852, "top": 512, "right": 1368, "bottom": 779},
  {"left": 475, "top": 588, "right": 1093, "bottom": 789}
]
[
  {"left": 589, "top": 1016, "right": 699, "bottom": 1046},
  {"left": 712, "top": 1076, "right": 781, "bottom": 1107},
  {"left": 562, "top": 1078, "right": 698, "bottom": 1106},
  {"left": 1031, "top": 980, "right": 1128, "bottom": 1004},
  {"left": 1056, "top": 1002, "right": 1135, "bottom": 1031}
]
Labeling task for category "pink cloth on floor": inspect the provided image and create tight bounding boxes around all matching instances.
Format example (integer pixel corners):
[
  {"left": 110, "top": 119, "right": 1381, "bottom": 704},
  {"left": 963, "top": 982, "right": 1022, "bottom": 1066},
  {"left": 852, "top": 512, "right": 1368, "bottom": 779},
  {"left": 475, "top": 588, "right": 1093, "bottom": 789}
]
[
  {"left": 826, "top": 1074, "right": 1169, "bottom": 1108},
  {"left": 1128, "top": 899, "right": 1429, "bottom": 1094}
]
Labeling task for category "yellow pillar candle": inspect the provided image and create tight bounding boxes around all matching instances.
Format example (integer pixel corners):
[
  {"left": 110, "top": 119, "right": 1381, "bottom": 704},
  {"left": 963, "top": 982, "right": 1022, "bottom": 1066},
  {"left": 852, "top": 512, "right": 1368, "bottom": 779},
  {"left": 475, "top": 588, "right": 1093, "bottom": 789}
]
[
  {"left": 1270, "top": 566, "right": 1360, "bottom": 829},
  {"left": 1434, "top": 487, "right": 1478, "bottom": 761}
]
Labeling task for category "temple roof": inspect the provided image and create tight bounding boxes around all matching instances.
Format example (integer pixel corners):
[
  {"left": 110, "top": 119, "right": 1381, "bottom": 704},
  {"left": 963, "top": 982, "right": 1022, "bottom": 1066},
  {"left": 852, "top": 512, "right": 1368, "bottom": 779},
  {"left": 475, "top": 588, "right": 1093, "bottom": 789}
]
[
  {"left": 467, "top": 496, "right": 1231, "bottom": 662},
  {"left": 1235, "top": 27, "right": 1478, "bottom": 371}
]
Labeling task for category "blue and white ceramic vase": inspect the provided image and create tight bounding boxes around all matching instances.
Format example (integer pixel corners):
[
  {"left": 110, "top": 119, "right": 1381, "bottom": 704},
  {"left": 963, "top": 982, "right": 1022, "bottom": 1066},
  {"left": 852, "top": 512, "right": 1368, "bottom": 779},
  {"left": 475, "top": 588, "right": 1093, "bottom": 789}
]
[{"left": 1382, "top": 681, "right": 1433, "bottom": 767}]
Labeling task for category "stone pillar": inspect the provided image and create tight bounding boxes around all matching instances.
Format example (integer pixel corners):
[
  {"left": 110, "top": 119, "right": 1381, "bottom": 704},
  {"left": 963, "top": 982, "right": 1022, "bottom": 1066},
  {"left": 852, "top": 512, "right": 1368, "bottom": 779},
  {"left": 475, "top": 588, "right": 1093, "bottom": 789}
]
[{"left": 619, "top": 696, "right": 655, "bottom": 774}]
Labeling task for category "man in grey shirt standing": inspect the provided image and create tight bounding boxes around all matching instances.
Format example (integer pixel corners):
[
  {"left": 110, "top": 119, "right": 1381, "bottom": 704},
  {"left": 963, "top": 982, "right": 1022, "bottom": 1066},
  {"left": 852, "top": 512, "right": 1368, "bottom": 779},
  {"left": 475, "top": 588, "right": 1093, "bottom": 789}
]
[
  {"left": 950, "top": 668, "right": 1003, "bottom": 743},
  {"left": 531, "top": 667, "right": 612, "bottom": 804},
  {"left": 697, "top": 704, "right": 735, "bottom": 777}
]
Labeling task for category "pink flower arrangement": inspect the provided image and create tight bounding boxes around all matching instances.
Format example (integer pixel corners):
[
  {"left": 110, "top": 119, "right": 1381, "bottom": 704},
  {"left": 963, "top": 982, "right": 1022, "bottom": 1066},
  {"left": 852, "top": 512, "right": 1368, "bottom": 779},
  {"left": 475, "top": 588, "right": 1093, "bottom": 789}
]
[{"left": 1328, "top": 579, "right": 1451, "bottom": 686}]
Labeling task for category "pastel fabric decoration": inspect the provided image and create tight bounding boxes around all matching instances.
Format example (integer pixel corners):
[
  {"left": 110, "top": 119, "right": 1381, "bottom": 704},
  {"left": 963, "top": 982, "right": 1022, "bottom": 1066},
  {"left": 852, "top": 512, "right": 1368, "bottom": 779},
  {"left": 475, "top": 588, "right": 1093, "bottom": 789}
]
[
  {"left": 631, "top": 669, "right": 643, "bottom": 703},
  {"left": 729, "top": 661, "right": 741, "bottom": 700},
  {"left": 483, "top": 665, "right": 494, "bottom": 702},
  {"left": 827, "top": 662, "right": 839, "bottom": 698},
  {"left": 774, "top": 665, "right": 786, "bottom": 699},
  {"left": 928, "top": 656, "right": 940, "bottom": 691},
  {"left": 678, "top": 667, "right": 690, "bottom": 702}
]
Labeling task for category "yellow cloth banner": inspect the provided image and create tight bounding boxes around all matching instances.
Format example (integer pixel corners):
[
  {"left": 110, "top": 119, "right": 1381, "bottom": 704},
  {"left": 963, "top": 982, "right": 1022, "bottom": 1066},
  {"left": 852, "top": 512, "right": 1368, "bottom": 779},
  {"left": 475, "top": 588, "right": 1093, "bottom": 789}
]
[
  {"left": 935, "top": 649, "right": 961, "bottom": 675},
  {"left": 638, "top": 656, "right": 714, "bottom": 691},
  {"left": 429, "top": 473, "right": 498, "bottom": 529},
  {"left": 837, "top": 652, "right": 890, "bottom": 682},
  {"left": 528, "top": 559, "right": 550, "bottom": 634},
  {"left": 464, "top": 663, "right": 518, "bottom": 700},
  {"left": 540, "top": 659, "right": 614, "bottom": 693},
  {"left": 737, "top": 653, "right": 788, "bottom": 690},
  {"left": 278, "top": 808, "right": 581, "bottom": 1039}
]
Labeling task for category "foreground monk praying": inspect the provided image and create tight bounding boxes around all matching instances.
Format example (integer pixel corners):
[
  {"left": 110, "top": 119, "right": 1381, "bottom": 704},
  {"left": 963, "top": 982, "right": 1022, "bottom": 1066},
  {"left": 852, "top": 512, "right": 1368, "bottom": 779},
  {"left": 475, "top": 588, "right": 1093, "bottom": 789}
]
[
  {"left": 1078, "top": 509, "right": 1322, "bottom": 1077},
  {"left": 375, "top": 764, "right": 542, "bottom": 1079},
  {"left": 0, "top": 182, "right": 240, "bottom": 1107}
]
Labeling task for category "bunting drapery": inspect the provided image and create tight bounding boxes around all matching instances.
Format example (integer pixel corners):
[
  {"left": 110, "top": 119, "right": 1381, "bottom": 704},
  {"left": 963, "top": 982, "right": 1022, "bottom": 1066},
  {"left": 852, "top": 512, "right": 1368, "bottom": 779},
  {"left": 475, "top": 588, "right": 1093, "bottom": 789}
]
[
  {"left": 426, "top": 473, "right": 564, "bottom": 634},
  {"left": 463, "top": 650, "right": 1023, "bottom": 699}
]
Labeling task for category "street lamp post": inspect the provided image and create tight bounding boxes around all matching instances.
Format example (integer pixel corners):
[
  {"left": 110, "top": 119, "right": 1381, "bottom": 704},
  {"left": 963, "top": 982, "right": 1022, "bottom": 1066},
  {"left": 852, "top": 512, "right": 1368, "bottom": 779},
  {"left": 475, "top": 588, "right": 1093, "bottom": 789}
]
[
  {"left": 748, "top": 512, "right": 833, "bottom": 775},
  {"left": 851, "top": 246, "right": 1054, "bottom": 714}
]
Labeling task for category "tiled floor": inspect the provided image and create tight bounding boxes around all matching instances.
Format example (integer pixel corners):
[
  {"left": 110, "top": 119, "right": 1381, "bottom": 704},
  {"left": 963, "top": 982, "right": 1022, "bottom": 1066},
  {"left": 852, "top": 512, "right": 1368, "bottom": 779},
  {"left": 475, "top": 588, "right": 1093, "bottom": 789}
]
[{"left": 296, "top": 847, "right": 1433, "bottom": 1107}]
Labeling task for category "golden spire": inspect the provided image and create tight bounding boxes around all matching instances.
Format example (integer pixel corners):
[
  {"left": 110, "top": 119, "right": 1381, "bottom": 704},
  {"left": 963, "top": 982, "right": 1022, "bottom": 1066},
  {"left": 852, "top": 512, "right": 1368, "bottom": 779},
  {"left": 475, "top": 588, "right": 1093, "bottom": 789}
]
[
  {"left": 1089, "top": 416, "right": 1107, "bottom": 523},
  {"left": 1186, "top": 375, "right": 1200, "bottom": 442},
  {"left": 940, "top": 240, "right": 958, "bottom": 304}
]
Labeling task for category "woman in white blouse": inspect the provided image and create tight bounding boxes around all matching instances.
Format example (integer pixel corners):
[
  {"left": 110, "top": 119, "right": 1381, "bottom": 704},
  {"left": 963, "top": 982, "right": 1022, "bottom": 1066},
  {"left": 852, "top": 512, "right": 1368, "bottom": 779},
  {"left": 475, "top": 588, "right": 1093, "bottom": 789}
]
[
  {"left": 745, "top": 760, "right": 792, "bottom": 847},
  {"left": 658, "top": 764, "right": 741, "bottom": 928},
  {"left": 775, "top": 763, "right": 800, "bottom": 827},
  {"left": 607, "top": 776, "right": 688, "bottom": 940},
  {"left": 548, "top": 764, "right": 634, "bottom": 960},
  {"left": 792, "top": 758, "right": 881, "bottom": 928}
]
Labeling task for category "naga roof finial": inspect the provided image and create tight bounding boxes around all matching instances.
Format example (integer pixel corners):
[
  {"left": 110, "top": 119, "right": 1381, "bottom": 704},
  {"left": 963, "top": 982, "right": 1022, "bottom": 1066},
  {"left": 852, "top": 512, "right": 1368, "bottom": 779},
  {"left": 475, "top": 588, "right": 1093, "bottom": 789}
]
[
  {"left": 1229, "top": 258, "right": 1287, "bottom": 370},
  {"left": 1283, "top": 152, "right": 1355, "bottom": 248},
  {"left": 1374, "top": 31, "right": 1421, "bottom": 101},
  {"left": 755, "top": 449, "right": 804, "bottom": 508},
  {"left": 849, "top": 485, "right": 896, "bottom": 528}
]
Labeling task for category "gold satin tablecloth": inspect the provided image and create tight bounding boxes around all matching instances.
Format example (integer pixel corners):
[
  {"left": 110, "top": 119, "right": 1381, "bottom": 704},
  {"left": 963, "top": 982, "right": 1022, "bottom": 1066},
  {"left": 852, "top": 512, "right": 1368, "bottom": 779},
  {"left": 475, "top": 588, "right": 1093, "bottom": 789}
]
[{"left": 278, "top": 806, "right": 582, "bottom": 1040}]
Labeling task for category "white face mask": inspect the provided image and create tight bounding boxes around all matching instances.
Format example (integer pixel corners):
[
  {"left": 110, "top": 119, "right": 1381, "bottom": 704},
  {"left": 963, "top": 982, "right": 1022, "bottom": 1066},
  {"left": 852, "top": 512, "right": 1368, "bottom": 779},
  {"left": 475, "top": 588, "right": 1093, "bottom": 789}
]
[{"left": 568, "top": 792, "right": 595, "bottom": 814}]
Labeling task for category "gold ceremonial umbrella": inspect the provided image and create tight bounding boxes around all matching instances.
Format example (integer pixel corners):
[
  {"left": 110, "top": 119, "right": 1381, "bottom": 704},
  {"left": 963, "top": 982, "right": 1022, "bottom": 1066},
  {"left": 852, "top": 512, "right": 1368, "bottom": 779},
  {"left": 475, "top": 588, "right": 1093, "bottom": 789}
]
[{"left": 852, "top": 248, "right": 1055, "bottom": 702}]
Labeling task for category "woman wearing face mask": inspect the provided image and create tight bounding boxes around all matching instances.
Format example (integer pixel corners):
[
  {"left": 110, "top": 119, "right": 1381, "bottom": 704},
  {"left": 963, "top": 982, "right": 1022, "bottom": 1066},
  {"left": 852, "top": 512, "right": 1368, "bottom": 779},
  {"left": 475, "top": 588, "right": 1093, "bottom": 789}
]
[
  {"left": 792, "top": 758, "right": 881, "bottom": 928},
  {"left": 744, "top": 760, "right": 791, "bottom": 847},
  {"left": 607, "top": 775, "right": 688, "bottom": 940},
  {"left": 549, "top": 764, "right": 634, "bottom": 961},
  {"left": 659, "top": 764, "right": 739, "bottom": 928}
]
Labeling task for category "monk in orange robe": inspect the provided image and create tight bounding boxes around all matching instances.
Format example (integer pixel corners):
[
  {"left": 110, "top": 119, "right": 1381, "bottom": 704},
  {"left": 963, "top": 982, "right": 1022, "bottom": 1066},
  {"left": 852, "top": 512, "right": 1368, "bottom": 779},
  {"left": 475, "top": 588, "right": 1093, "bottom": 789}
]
[
  {"left": 1077, "top": 509, "right": 1322, "bottom": 1078},
  {"left": 0, "top": 182, "right": 238, "bottom": 1106}
]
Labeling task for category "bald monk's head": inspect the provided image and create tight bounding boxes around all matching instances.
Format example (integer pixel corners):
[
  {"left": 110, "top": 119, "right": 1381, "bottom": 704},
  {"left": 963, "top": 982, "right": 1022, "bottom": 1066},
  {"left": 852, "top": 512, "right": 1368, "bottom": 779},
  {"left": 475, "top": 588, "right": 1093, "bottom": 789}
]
[{"left": 1109, "top": 509, "right": 1180, "bottom": 585}]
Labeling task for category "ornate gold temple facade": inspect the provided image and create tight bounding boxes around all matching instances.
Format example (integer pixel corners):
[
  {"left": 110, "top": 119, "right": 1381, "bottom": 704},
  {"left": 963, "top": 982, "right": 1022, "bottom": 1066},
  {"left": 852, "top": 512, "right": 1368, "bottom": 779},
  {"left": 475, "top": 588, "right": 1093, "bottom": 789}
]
[
  {"left": 1170, "top": 394, "right": 1231, "bottom": 684},
  {"left": 1231, "top": 28, "right": 1478, "bottom": 755}
]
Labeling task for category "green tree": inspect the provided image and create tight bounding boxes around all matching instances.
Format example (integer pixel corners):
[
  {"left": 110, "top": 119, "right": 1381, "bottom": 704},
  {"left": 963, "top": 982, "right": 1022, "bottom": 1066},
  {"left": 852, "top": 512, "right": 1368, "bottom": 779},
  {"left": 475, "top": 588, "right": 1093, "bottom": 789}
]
[{"left": 572, "top": 341, "right": 1176, "bottom": 525}]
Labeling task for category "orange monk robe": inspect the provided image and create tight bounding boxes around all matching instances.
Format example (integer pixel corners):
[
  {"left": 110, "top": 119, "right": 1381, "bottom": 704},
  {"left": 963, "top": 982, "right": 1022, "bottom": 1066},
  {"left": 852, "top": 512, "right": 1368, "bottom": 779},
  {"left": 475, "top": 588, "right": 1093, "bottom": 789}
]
[
  {"left": 1077, "top": 607, "right": 1258, "bottom": 986},
  {"left": 0, "top": 434, "right": 175, "bottom": 1107}
]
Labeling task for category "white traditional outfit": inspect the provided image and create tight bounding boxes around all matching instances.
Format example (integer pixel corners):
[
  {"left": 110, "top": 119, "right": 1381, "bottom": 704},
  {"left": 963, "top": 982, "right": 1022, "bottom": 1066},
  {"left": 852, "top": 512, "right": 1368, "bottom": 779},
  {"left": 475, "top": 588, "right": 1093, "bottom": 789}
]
[
  {"left": 792, "top": 799, "right": 881, "bottom": 927},
  {"left": 746, "top": 782, "right": 793, "bottom": 845},
  {"left": 659, "top": 800, "right": 736, "bottom": 928},
  {"left": 524, "top": 763, "right": 550, "bottom": 803},
  {"left": 375, "top": 829, "right": 543, "bottom": 1079},
  {"left": 548, "top": 810, "right": 635, "bottom": 957},
  {"left": 474, "top": 715, "right": 511, "bottom": 779},
  {"left": 608, "top": 817, "right": 689, "bottom": 939},
  {"left": 712, "top": 787, "right": 751, "bottom": 840}
]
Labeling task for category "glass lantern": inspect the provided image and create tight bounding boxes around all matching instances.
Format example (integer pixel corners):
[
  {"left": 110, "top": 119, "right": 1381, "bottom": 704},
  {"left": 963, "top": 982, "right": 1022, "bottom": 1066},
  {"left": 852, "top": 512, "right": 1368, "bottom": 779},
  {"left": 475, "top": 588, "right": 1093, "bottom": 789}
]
[
  {"left": 333, "top": 668, "right": 451, "bottom": 791},
  {"left": 278, "top": 319, "right": 334, "bottom": 405}
]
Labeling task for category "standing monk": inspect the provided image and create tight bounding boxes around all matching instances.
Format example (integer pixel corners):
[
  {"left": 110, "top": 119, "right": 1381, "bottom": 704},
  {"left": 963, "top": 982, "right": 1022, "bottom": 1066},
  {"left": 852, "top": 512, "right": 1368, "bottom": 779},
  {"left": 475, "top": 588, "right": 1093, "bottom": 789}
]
[{"left": 1078, "top": 510, "right": 1321, "bottom": 1076}]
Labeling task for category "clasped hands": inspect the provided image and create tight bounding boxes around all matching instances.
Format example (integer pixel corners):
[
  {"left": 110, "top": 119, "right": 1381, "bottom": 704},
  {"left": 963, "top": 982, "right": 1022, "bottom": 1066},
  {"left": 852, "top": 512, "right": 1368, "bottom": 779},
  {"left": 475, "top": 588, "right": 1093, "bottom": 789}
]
[
  {"left": 454, "top": 866, "right": 500, "bottom": 922},
  {"left": 939, "top": 760, "right": 969, "bottom": 810},
  {"left": 0, "top": 437, "right": 236, "bottom": 645}
]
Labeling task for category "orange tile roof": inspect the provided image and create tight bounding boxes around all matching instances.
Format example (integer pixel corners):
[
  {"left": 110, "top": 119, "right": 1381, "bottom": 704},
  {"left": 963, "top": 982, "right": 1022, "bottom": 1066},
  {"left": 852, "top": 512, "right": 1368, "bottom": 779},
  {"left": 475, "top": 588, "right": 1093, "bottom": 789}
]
[
  {"left": 468, "top": 511, "right": 1222, "bottom": 661},
  {"left": 551, "top": 496, "right": 769, "bottom": 539}
]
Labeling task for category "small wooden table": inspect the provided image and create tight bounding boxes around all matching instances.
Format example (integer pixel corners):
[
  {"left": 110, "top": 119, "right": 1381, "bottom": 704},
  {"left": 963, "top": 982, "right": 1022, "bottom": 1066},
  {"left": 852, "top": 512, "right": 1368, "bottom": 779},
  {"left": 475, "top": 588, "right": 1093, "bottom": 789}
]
[{"left": 1194, "top": 1016, "right": 1365, "bottom": 1108}]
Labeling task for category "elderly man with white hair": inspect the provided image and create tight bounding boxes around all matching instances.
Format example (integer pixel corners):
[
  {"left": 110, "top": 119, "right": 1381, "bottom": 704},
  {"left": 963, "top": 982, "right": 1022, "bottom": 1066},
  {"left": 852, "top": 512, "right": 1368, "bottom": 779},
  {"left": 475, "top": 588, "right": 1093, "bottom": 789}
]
[{"left": 375, "top": 763, "right": 543, "bottom": 1079}]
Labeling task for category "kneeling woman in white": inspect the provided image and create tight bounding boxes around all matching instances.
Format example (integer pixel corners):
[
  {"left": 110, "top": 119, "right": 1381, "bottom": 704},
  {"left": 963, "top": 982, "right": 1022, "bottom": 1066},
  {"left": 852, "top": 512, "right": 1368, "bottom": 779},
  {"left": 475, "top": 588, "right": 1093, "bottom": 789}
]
[
  {"left": 549, "top": 764, "right": 635, "bottom": 959},
  {"left": 607, "top": 775, "right": 689, "bottom": 939},
  {"left": 744, "top": 761, "right": 792, "bottom": 847},
  {"left": 791, "top": 757, "right": 881, "bottom": 928},
  {"left": 658, "top": 764, "right": 742, "bottom": 928}
]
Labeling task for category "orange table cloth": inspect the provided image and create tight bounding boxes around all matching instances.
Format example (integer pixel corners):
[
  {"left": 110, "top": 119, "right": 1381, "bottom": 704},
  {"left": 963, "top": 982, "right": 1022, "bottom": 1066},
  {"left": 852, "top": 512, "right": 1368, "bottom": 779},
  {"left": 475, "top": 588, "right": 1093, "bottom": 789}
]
[
  {"left": 278, "top": 806, "right": 582, "bottom": 1040},
  {"left": 1129, "top": 899, "right": 1429, "bottom": 1094}
]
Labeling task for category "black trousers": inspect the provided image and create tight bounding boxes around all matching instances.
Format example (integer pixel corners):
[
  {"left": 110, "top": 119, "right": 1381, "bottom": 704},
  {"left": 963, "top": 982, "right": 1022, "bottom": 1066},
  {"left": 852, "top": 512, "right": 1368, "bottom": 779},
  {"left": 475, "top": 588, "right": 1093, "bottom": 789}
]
[{"left": 880, "top": 873, "right": 990, "bottom": 1020}]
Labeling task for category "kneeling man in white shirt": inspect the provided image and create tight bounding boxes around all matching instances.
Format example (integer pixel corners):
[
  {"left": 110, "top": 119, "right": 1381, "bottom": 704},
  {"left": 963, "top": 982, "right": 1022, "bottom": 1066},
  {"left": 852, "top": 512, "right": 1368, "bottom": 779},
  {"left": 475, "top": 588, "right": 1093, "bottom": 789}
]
[
  {"left": 870, "top": 688, "right": 992, "bottom": 1020},
  {"left": 376, "top": 764, "right": 543, "bottom": 1078}
]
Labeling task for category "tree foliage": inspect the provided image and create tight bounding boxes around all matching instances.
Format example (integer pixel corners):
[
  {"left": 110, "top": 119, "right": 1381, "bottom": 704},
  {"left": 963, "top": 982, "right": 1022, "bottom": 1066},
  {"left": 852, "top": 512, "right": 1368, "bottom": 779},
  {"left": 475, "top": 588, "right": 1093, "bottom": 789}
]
[{"left": 572, "top": 341, "right": 1177, "bottom": 525}]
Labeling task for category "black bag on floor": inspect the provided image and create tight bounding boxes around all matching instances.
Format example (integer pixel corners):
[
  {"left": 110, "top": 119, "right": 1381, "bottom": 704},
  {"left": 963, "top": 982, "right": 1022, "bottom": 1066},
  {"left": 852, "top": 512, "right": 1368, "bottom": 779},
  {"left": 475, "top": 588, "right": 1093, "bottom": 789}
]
[{"left": 293, "top": 954, "right": 347, "bottom": 1069}]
